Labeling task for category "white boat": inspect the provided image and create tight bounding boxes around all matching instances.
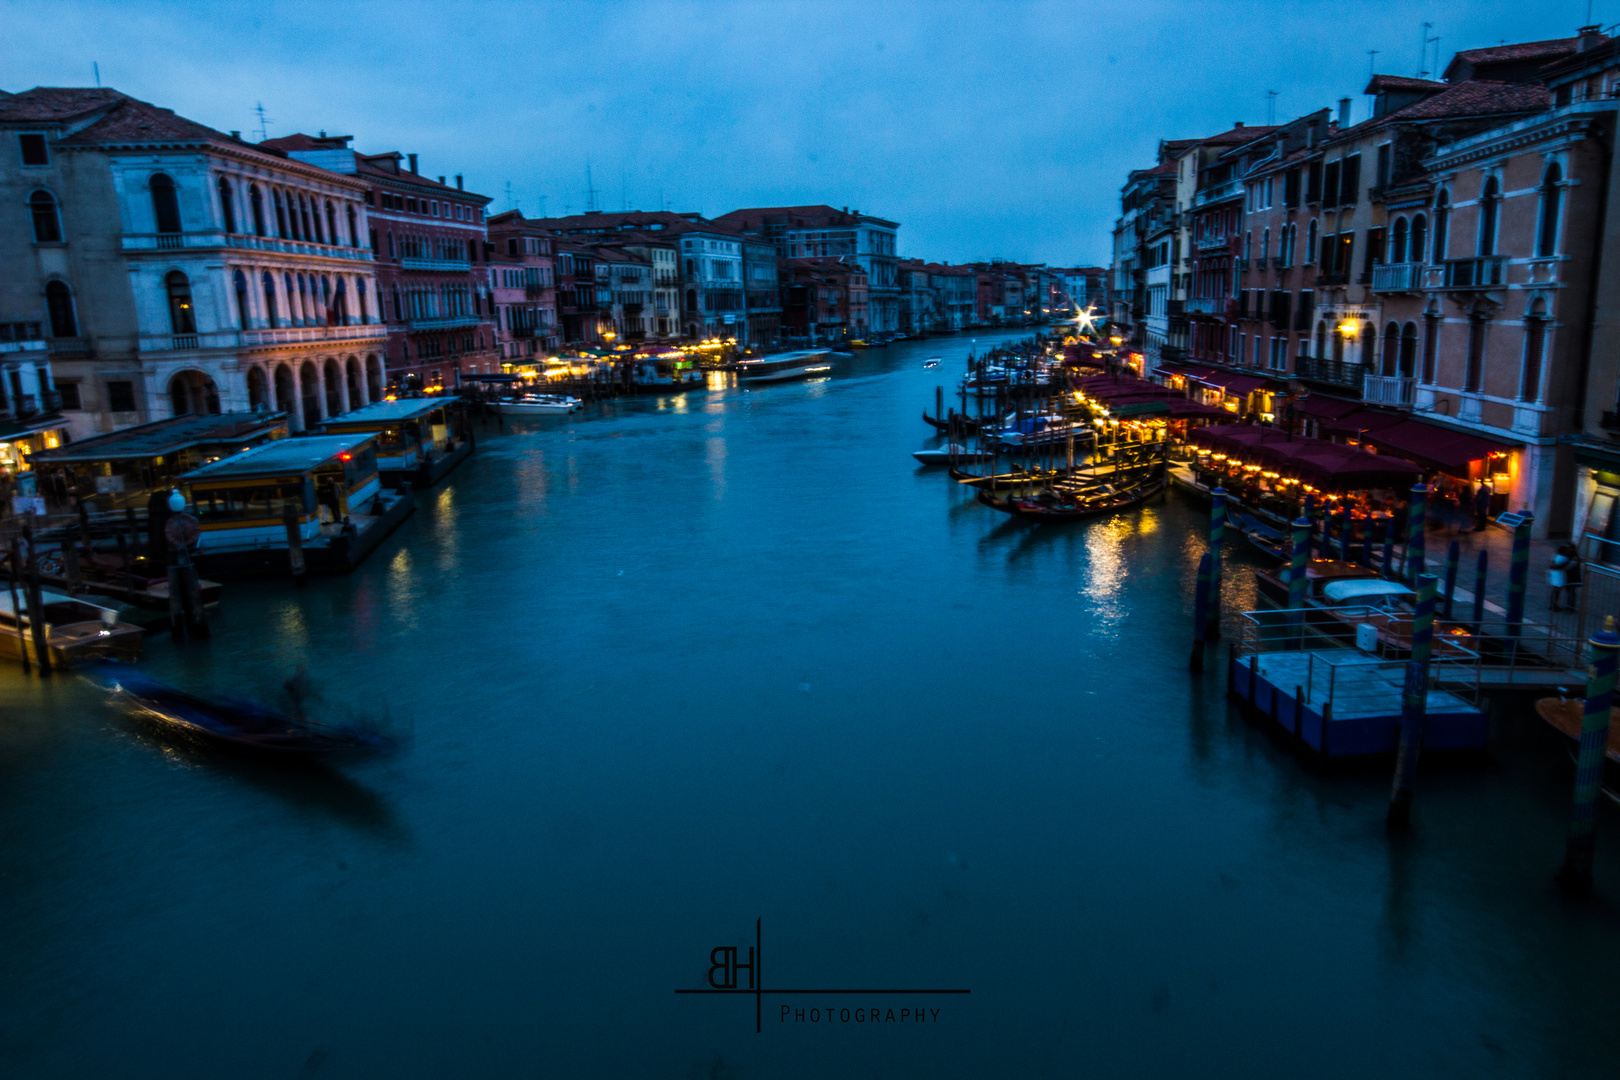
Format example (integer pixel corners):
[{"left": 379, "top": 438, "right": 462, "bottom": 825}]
[
  {"left": 735, "top": 350, "right": 834, "bottom": 383},
  {"left": 922, "top": 358, "right": 942, "bottom": 369},
  {"left": 913, "top": 445, "right": 997, "bottom": 465},
  {"left": 0, "top": 588, "right": 144, "bottom": 667},
  {"left": 497, "top": 394, "right": 582, "bottom": 415}
]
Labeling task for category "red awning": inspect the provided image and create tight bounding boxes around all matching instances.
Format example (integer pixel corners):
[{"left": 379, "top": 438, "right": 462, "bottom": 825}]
[
  {"left": 1321, "top": 409, "right": 1410, "bottom": 436},
  {"left": 1291, "top": 395, "right": 1361, "bottom": 421},
  {"left": 1363, "top": 419, "right": 1518, "bottom": 474}
]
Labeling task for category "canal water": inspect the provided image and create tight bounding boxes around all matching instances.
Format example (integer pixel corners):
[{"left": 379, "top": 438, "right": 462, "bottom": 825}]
[{"left": 3, "top": 330, "right": 1620, "bottom": 1078}]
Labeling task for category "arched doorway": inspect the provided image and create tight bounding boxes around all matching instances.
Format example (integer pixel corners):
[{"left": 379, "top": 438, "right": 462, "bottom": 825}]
[
  {"left": 346, "top": 357, "right": 363, "bottom": 408},
  {"left": 300, "top": 360, "right": 322, "bottom": 427},
  {"left": 365, "top": 355, "right": 383, "bottom": 402},
  {"left": 168, "top": 369, "right": 220, "bottom": 416},
  {"left": 274, "top": 363, "right": 296, "bottom": 417},
  {"left": 324, "top": 358, "right": 344, "bottom": 417},
  {"left": 247, "top": 366, "right": 269, "bottom": 410}
]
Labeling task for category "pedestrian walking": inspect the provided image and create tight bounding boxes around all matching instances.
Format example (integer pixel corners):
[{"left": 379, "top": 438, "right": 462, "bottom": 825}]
[
  {"left": 1473, "top": 482, "right": 1493, "bottom": 532},
  {"left": 1550, "top": 543, "right": 1577, "bottom": 611}
]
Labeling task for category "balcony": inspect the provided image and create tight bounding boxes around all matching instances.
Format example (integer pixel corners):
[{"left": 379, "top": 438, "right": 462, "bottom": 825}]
[
  {"left": 1315, "top": 272, "right": 1350, "bottom": 287},
  {"left": 1294, "top": 356, "right": 1365, "bottom": 392},
  {"left": 525, "top": 284, "right": 549, "bottom": 299},
  {"left": 407, "top": 315, "right": 482, "bottom": 331},
  {"left": 1371, "top": 263, "right": 1422, "bottom": 293},
  {"left": 399, "top": 257, "right": 472, "bottom": 272},
  {"left": 1195, "top": 179, "right": 1244, "bottom": 206},
  {"left": 1363, "top": 375, "right": 1416, "bottom": 406},
  {"left": 0, "top": 340, "right": 48, "bottom": 356},
  {"left": 1185, "top": 297, "right": 1224, "bottom": 314},
  {"left": 1441, "top": 256, "right": 1508, "bottom": 290},
  {"left": 121, "top": 232, "right": 373, "bottom": 262},
  {"left": 1198, "top": 236, "right": 1233, "bottom": 254},
  {"left": 137, "top": 323, "right": 388, "bottom": 352},
  {"left": 48, "top": 336, "right": 92, "bottom": 358}
]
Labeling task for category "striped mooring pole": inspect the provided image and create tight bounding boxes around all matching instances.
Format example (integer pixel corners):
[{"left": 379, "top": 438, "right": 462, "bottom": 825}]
[
  {"left": 1191, "top": 552, "right": 1213, "bottom": 673},
  {"left": 1507, "top": 511, "right": 1535, "bottom": 640},
  {"left": 1388, "top": 573, "right": 1440, "bottom": 829},
  {"left": 1406, "top": 483, "right": 1428, "bottom": 585},
  {"left": 1558, "top": 617, "right": 1620, "bottom": 891},
  {"left": 1361, "top": 515, "right": 1373, "bottom": 567},
  {"left": 1472, "top": 549, "right": 1489, "bottom": 630},
  {"left": 1287, "top": 516, "right": 1311, "bottom": 633},
  {"left": 1340, "top": 506, "right": 1352, "bottom": 562},
  {"left": 1208, "top": 488, "right": 1227, "bottom": 643},
  {"left": 1382, "top": 517, "right": 1396, "bottom": 580},
  {"left": 1442, "top": 539, "right": 1460, "bottom": 621}
]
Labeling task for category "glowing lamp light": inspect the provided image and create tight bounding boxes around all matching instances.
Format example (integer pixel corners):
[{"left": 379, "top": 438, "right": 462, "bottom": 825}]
[
  {"left": 1337, "top": 319, "right": 1359, "bottom": 337},
  {"left": 339, "top": 452, "right": 353, "bottom": 461}
]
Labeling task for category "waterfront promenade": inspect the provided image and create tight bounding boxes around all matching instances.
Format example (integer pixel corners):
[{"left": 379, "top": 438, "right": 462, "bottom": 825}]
[{"left": 2, "top": 331, "right": 1620, "bottom": 1079}]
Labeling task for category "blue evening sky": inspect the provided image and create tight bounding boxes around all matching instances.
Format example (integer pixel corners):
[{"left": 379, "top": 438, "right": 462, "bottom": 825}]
[{"left": 1, "top": 0, "right": 1607, "bottom": 266}]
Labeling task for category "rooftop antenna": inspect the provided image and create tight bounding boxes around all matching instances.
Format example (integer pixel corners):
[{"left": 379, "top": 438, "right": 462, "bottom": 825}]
[
  {"left": 252, "top": 101, "right": 273, "bottom": 142},
  {"left": 1366, "top": 50, "right": 1379, "bottom": 119},
  {"left": 585, "top": 162, "right": 598, "bottom": 212},
  {"left": 536, "top": 195, "right": 548, "bottom": 217},
  {"left": 1265, "top": 90, "right": 1277, "bottom": 126},
  {"left": 504, "top": 181, "right": 518, "bottom": 212},
  {"left": 621, "top": 166, "right": 628, "bottom": 212},
  {"left": 92, "top": 61, "right": 100, "bottom": 87},
  {"left": 1418, "top": 21, "right": 1434, "bottom": 77}
]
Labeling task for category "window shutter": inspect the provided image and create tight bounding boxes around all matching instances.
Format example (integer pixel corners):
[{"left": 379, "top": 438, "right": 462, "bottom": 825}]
[
  {"left": 1306, "top": 161, "right": 1322, "bottom": 203},
  {"left": 1341, "top": 155, "right": 1361, "bottom": 205},
  {"left": 1284, "top": 168, "right": 1301, "bottom": 207},
  {"left": 1322, "top": 161, "right": 1340, "bottom": 209},
  {"left": 1365, "top": 227, "right": 1385, "bottom": 272}
]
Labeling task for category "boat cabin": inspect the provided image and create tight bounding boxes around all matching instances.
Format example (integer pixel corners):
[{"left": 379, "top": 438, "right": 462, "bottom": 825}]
[
  {"left": 30, "top": 411, "right": 289, "bottom": 511},
  {"left": 734, "top": 350, "right": 833, "bottom": 383},
  {"left": 177, "top": 435, "right": 380, "bottom": 554},
  {"left": 320, "top": 397, "right": 463, "bottom": 480}
]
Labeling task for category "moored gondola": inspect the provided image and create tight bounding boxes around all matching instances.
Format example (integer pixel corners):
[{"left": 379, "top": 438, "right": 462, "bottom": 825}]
[{"left": 975, "top": 473, "right": 1167, "bottom": 522}]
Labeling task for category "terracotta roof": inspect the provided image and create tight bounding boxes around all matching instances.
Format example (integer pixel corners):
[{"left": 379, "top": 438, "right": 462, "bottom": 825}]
[
  {"left": 1365, "top": 74, "right": 1446, "bottom": 93},
  {"left": 716, "top": 205, "right": 899, "bottom": 229},
  {"left": 53, "top": 94, "right": 233, "bottom": 147},
  {"left": 525, "top": 210, "right": 748, "bottom": 238},
  {"left": 352, "top": 153, "right": 489, "bottom": 200},
  {"left": 1328, "top": 79, "right": 1550, "bottom": 143},
  {"left": 1451, "top": 36, "right": 1582, "bottom": 66},
  {"left": 259, "top": 132, "right": 352, "bottom": 152},
  {"left": 0, "top": 86, "right": 129, "bottom": 123}
]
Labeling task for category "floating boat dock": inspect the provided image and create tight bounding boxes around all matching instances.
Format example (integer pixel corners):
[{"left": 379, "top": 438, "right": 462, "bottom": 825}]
[{"left": 320, "top": 396, "right": 472, "bottom": 489}]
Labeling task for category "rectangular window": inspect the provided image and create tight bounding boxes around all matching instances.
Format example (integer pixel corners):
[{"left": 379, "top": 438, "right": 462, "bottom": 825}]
[
  {"left": 1376, "top": 144, "right": 1391, "bottom": 190},
  {"left": 57, "top": 382, "right": 81, "bottom": 410},
  {"left": 1465, "top": 319, "right": 1485, "bottom": 391},
  {"left": 1340, "top": 154, "right": 1361, "bottom": 205},
  {"left": 1322, "top": 161, "right": 1340, "bottom": 209},
  {"left": 1306, "top": 161, "right": 1322, "bottom": 203},
  {"left": 1337, "top": 233, "right": 1354, "bottom": 276},
  {"left": 1284, "top": 167, "right": 1300, "bottom": 207},
  {"left": 107, "top": 381, "right": 136, "bottom": 413},
  {"left": 19, "top": 133, "right": 48, "bottom": 166},
  {"left": 1364, "top": 227, "right": 1385, "bottom": 272}
]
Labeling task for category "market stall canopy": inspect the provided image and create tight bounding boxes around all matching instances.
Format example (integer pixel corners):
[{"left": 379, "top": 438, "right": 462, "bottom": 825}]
[{"left": 1361, "top": 419, "right": 1518, "bottom": 474}]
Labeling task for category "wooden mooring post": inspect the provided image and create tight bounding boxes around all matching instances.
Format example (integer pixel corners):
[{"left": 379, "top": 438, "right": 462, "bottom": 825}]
[
  {"left": 1559, "top": 617, "right": 1620, "bottom": 891},
  {"left": 21, "top": 526, "right": 51, "bottom": 675},
  {"left": 1442, "top": 539, "right": 1460, "bottom": 621},
  {"left": 1507, "top": 511, "right": 1534, "bottom": 641},
  {"left": 1406, "top": 483, "right": 1427, "bottom": 585},
  {"left": 1207, "top": 488, "right": 1226, "bottom": 643},
  {"left": 1388, "top": 573, "right": 1439, "bottom": 829},
  {"left": 1286, "top": 516, "right": 1311, "bottom": 631},
  {"left": 7, "top": 539, "right": 30, "bottom": 674},
  {"left": 282, "top": 505, "right": 307, "bottom": 585}
]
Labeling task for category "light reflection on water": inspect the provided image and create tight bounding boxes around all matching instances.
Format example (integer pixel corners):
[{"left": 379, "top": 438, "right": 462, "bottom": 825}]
[{"left": 1, "top": 331, "right": 1620, "bottom": 1079}]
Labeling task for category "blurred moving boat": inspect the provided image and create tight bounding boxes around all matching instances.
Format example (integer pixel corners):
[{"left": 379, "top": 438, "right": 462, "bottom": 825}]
[
  {"left": 497, "top": 394, "right": 581, "bottom": 414},
  {"left": 922, "top": 358, "right": 941, "bottom": 369},
  {"left": 0, "top": 590, "right": 143, "bottom": 667},
  {"left": 109, "top": 669, "right": 392, "bottom": 756},
  {"left": 735, "top": 350, "right": 834, "bottom": 383}
]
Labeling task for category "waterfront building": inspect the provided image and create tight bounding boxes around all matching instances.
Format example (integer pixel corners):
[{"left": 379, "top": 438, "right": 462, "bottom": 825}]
[
  {"left": 714, "top": 206, "right": 900, "bottom": 333},
  {"left": 739, "top": 234, "right": 782, "bottom": 346},
  {"left": 0, "top": 88, "right": 386, "bottom": 444},
  {"left": 266, "top": 136, "right": 500, "bottom": 390},
  {"left": 554, "top": 241, "right": 598, "bottom": 346},
  {"left": 485, "top": 211, "right": 558, "bottom": 359},
  {"left": 779, "top": 257, "right": 868, "bottom": 342},
  {"left": 897, "top": 259, "right": 938, "bottom": 334},
  {"left": 927, "top": 264, "right": 978, "bottom": 330},
  {"left": 590, "top": 244, "right": 655, "bottom": 342}
]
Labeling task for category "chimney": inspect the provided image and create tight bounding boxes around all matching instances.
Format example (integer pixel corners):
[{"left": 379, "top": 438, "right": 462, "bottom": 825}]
[
  {"left": 1233, "top": 121, "right": 1244, "bottom": 129},
  {"left": 1306, "top": 118, "right": 1319, "bottom": 148},
  {"left": 1579, "top": 25, "right": 1604, "bottom": 51},
  {"left": 1337, "top": 97, "right": 1351, "bottom": 126},
  {"left": 229, "top": 130, "right": 241, "bottom": 139},
  {"left": 456, "top": 174, "right": 464, "bottom": 190},
  {"left": 408, "top": 153, "right": 418, "bottom": 173},
  {"left": 438, "top": 176, "right": 446, "bottom": 185}
]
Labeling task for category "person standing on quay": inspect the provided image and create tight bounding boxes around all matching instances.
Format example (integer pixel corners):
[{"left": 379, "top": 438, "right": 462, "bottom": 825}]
[{"left": 1473, "top": 481, "right": 1493, "bottom": 532}]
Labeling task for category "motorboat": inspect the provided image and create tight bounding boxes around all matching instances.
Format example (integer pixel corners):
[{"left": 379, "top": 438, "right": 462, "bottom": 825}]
[
  {"left": 108, "top": 669, "right": 393, "bottom": 756},
  {"left": 913, "top": 444, "right": 997, "bottom": 466},
  {"left": 0, "top": 588, "right": 144, "bottom": 667},
  {"left": 735, "top": 350, "right": 834, "bottom": 383},
  {"left": 497, "top": 393, "right": 581, "bottom": 414}
]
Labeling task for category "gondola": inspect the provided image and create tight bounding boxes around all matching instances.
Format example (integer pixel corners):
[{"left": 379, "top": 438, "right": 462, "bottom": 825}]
[
  {"left": 976, "top": 474, "right": 1167, "bottom": 522},
  {"left": 922, "top": 410, "right": 984, "bottom": 434},
  {"left": 108, "top": 670, "right": 392, "bottom": 756}
]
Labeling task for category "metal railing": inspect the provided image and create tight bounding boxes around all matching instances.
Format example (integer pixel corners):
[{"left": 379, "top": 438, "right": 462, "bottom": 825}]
[
  {"left": 1363, "top": 374, "right": 1415, "bottom": 406},
  {"left": 1371, "top": 262, "right": 1422, "bottom": 292},
  {"left": 1294, "top": 356, "right": 1364, "bottom": 390},
  {"left": 1441, "top": 256, "right": 1508, "bottom": 289}
]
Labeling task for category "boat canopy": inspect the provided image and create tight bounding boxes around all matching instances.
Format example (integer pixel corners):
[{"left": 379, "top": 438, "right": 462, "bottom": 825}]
[
  {"left": 1322, "top": 580, "right": 1416, "bottom": 604},
  {"left": 324, "top": 397, "right": 459, "bottom": 428}
]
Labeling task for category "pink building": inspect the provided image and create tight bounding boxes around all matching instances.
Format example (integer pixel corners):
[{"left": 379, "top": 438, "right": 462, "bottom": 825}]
[{"left": 486, "top": 211, "right": 558, "bottom": 359}]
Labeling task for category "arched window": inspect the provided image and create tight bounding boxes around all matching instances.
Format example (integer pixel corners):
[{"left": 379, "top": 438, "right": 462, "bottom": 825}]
[
  {"left": 1361, "top": 322, "right": 1376, "bottom": 369},
  {"left": 217, "top": 176, "right": 237, "bottom": 233},
  {"left": 1331, "top": 322, "right": 1345, "bottom": 363},
  {"left": 1521, "top": 298, "right": 1549, "bottom": 401},
  {"left": 247, "top": 366, "right": 269, "bottom": 410},
  {"left": 1399, "top": 322, "right": 1418, "bottom": 378},
  {"left": 284, "top": 273, "right": 297, "bottom": 323},
  {"left": 1421, "top": 309, "right": 1440, "bottom": 383},
  {"left": 249, "top": 184, "right": 266, "bottom": 236},
  {"left": 29, "top": 190, "right": 61, "bottom": 242},
  {"left": 1305, "top": 219, "right": 1318, "bottom": 265},
  {"left": 150, "top": 174, "right": 181, "bottom": 234},
  {"left": 1432, "top": 192, "right": 1449, "bottom": 263},
  {"left": 1538, "top": 164, "right": 1563, "bottom": 257},
  {"left": 299, "top": 194, "right": 314, "bottom": 240},
  {"left": 1261, "top": 228, "right": 1269, "bottom": 265},
  {"left": 296, "top": 273, "right": 309, "bottom": 323},
  {"left": 166, "top": 271, "right": 196, "bottom": 334},
  {"left": 1410, "top": 214, "right": 1428, "bottom": 265},
  {"left": 1478, "top": 177, "right": 1500, "bottom": 255},
  {"left": 1382, "top": 321, "right": 1400, "bottom": 376},
  {"left": 311, "top": 199, "right": 326, "bottom": 244},
  {"left": 273, "top": 190, "right": 289, "bottom": 237},
  {"left": 357, "top": 278, "right": 369, "bottom": 324},
  {"left": 346, "top": 205, "right": 358, "bottom": 248},
  {"left": 392, "top": 284, "right": 403, "bottom": 322},
  {"left": 234, "top": 269, "right": 250, "bottom": 330},
  {"left": 262, "top": 271, "right": 278, "bottom": 329},
  {"left": 1244, "top": 231, "right": 1252, "bottom": 262},
  {"left": 326, "top": 201, "right": 339, "bottom": 245},
  {"left": 320, "top": 275, "right": 332, "bottom": 324},
  {"left": 44, "top": 281, "right": 77, "bottom": 337},
  {"left": 1465, "top": 308, "right": 1488, "bottom": 391},
  {"left": 334, "top": 277, "right": 349, "bottom": 324},
  {"left": 1391, "top": 217, "right": 1409, "bottom": 264},
  {"left": 387, "top": 231, "right": 396, "bottom": 258},
  {"left": 686, "top": 289, "right": 698, "bottom": 312}
]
